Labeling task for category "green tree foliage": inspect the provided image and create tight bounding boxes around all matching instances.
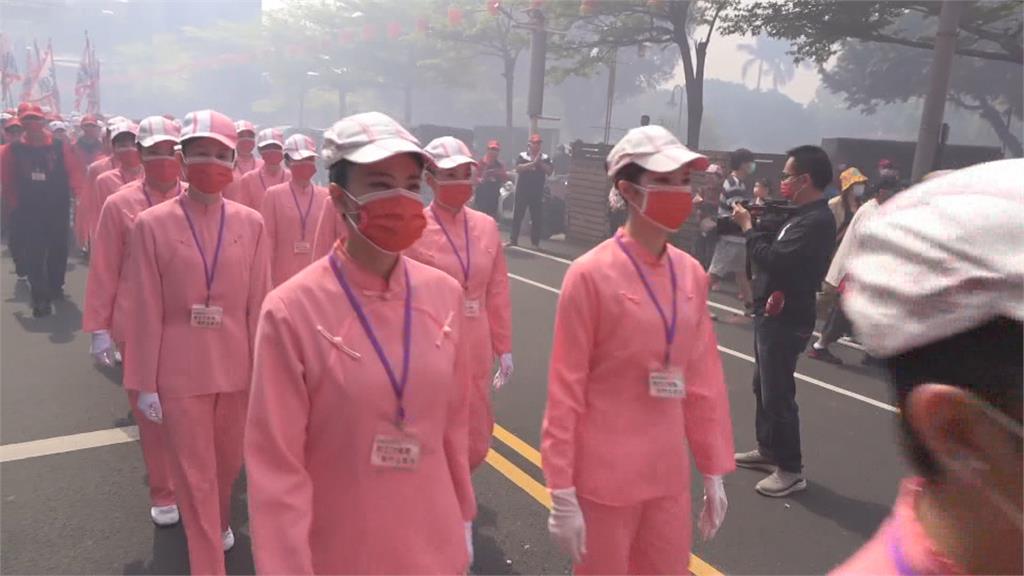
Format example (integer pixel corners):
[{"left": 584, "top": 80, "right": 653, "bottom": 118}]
[{"left": 737, "top": 37, "right": 796, "bottom": 92}]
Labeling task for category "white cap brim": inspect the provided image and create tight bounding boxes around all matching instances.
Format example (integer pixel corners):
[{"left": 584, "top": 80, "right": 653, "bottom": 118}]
[
  {"left": 633, "top": 147, "right": 709, "bottom": 173},
  {"left": 139, "top": 134, "right": 178, "bottom": 148},
  {"left": 341, "top": 137, "right": 429, "bottom": 165},
  {"left": 181, "top": 133, "right": 236, "bottom": 150},
  {"left": 258, "top": 139, "right": 283, "bottom": 148},
  {"left": 286, "top": 150, "right": 319, "bottom": 161},
  {"left": 433, "top": 155, "right": 478, "bottom": 170}
]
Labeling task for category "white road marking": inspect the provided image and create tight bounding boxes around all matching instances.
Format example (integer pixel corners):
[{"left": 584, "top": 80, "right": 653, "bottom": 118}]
[
  {"left": 507, "top": 274, "right": 899, "bottom": 414},
  {"left": 508, "top": 245, "right": 866, "bottom": 351},
  {"left": 0, "top": 425, "right": 139, "bottom": 463}
]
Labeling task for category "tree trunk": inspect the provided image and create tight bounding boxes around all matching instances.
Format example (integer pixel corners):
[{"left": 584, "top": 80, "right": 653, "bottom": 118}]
[
  {"left": 974, "top": 97, "right": 1023, "bottom": 157},
  {"left": 503, "top": 55, "right": 515, "bottom": 128},
  {"left": 671, "top": 1, "right": 704, "bottom": 149},
  {"left": 756, "top": 60, "right": 763, "bottom": 92}
]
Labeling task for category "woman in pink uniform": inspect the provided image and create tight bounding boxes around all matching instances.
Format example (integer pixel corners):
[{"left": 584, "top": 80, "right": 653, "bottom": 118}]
[
  {"left": 246, "top": 111, "right": 476, "bottom": 575},
  {"left": 311, "top": 191, "right": 346, "bottom": 259},
  {"left": 407, "top": 136, "right": 513, "bottom": 471},
  {"left": 542, "top": 125, "right": 734, "bottom": 575},
  {"left": 259, "top": 133, "right": 328, "bottom": 286},
  {"left": 79, "top": 118, "right": 130, "bottom": 250},
  {"left": 232, "top": 120, "right": 262, "bottom": 178},
  {"left": 234, "top": 127, "right": 289, "bottom": 210},
  {"left": 92, "top": 121, "right": 144, "bottom": 239},
  {"left": 124, "top": 109, "right": 270, "bottom": 576},
  {"left": 83, "top": 116, "right": 182, "bottom": 526}
]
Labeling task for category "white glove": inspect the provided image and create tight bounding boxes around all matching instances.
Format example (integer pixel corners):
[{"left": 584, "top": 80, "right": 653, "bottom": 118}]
[
  {"left": 464, "top": 521, "right": 474, "bottom": 567},
  {"left": 492, "top": 353, "right": 514, "bottom": 390},
  {"left": 137, "top": 392, "right": 163, "bottom": 424},
  {"left": 548, "top": 487, "right": 586, "bottom": 564},
  {"left": 698, "top": 475, "right": 727, "bottom": 541},
  {"left": 90, "top": 330, "right": 116, "bottom": 367}
]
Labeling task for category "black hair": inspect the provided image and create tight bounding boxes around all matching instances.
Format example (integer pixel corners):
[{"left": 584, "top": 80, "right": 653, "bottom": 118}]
[
  {"left": 786, "top": 145, "right": 833, "bottom": 190},
  {"left": 640, "top": 115, "right": 651, "bottom": 127},
  {"left": 612, "top": 162, "right": 645, "bottom": 186},
  {"left": 886, "top": 317, "right": 1023, "bottom": 480},
  {"left": 112, "top": 132, "right": 135, "bottom": 147},
  {"left": 729, "top": 148, "right": 755, "bottom": 171}
]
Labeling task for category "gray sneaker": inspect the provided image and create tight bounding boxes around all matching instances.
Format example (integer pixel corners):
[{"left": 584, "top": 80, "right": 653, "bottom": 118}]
[
  {"left": 734, "top": 448, "right": 776, "bottom": 473},
  {"left": 755, "top": 469, "right": 807, "bottom": 497}
]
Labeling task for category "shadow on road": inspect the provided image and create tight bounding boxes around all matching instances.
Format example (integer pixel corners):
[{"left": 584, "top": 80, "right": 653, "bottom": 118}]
[
  {"left": 12, "top": 297, "right": 82, "bottom": 344},
  {"left": 790, "top": 481, "right": 890, "bottom": 539},
  {"left": 471, "top": 504, "right": 520, "bottom": 575}
]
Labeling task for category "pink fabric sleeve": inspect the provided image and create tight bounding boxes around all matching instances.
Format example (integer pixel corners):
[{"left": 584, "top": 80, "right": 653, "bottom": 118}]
[
  {"left": 311, "top": 195, "right": 339, "bottom": 260},
  {"left": 122, "top": 217, "right": 163, "bottom": 393},
  {"left": 445, "top": 302, "right": 478, "bottom": 522},
  {"left": 683, "top": 269, "right": 736, "bottom": 476},
  {"left": 541, "top": 264, "right": 596, "bottom": 491},
  {"left": 247, "top": 217, "right": 272, "bottom": 352},
  {"left": 485, "top": 229, "right": 512, "bottom": 356},
  {"left": 82, "top": 197, "right": 126, "bottom": 333},
  {"left": 245, "top": 294, "right": 315, "bottom": 575}
]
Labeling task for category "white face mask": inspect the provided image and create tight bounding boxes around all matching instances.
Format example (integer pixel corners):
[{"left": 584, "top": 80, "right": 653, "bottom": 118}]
[{"left": 852, "top": 183, "right": 866, "bottom": 198}]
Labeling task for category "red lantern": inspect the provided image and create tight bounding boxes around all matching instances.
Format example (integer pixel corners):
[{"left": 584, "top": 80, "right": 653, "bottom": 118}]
[
  {"left": 416, "top": 17, "right": 430, "bottom": 34},
  {"left": 579, "top": 0, "right": 595, "bottom": 16},
  {"left": 487, "top": 0, "right": 501, "bottom": 16},
  {"left": 362, "top": 24, "right": 377, "bottom": 41},
  {"left": 448, "top": 5, "right": 464, "bottom": 26},
  {"left": 387, "top": 21, "right": 402, "bottom": 39}
]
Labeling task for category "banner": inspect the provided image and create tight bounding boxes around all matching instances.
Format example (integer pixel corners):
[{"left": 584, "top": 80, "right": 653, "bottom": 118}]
[
  {"left": 75, "top": 33, "right": 100, "bottom": 114},
  {"left": 22, "top": 39, "right": 60, "bottom": 113}
]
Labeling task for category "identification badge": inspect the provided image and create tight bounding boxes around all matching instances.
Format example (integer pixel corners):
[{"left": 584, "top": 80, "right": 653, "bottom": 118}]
[
  {"left": 464, "top": 299, "right": 481, "bottom": 317},
  {"left": 293, "top": 241, "right": 311, "bottom": 254},
  {"left": 190, "top": 304, "right": 224, "bottom": 328},
  {"left": 31, "top": 171, "right": 46, "bottom": 182},
  {"left": 371, "top": 432, "right": 421, "bottom": 469},
  {"left": 649, "top": 367, "right": 685, "bottom": 399}
]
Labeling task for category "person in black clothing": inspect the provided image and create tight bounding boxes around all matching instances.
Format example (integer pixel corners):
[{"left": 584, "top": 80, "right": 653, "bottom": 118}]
[
  {"left": 475, "top": 140, "right": 507, "bottom": 220},
  {"left": 508, "top": 133, "right": 552, "bottom": 247},
  {"left": 731, "top": 145, "right": 836, "bottom": 497}
]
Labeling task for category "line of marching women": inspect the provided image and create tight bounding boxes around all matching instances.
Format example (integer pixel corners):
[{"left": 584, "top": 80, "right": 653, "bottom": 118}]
[{"left": 80, "top": 107, "right": 737, "bottom": 575}]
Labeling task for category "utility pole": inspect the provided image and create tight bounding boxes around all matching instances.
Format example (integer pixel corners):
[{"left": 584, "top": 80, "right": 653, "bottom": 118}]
[
  {"left": 526, "top": 6, "right": 546, "bottom": 135},
  {"left": 911, "top": 0, "right": 965, "bottom": 182},
  {"left": 603, "top": 48, "right": 617, "bottom": 144}
]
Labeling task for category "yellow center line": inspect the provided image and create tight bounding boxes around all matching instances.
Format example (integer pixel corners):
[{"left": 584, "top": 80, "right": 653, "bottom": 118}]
[{"left": 488, "top": 427, "right": 725, "bottom": 576}]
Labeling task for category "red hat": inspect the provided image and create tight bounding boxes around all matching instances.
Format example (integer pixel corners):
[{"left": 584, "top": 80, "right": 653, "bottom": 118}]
[
  {"left": 529, "top": 133, "right": 542, "bottom": 143},
  {"left": 878, "top": 158, "right": 893, "bottom": 169},
  {"left": 4, "top": 117, "right": 22, "bottom": 130},
  {"left": 80, "top": 114, "right": 100, "bottom": 127},
  {"left": 17, "top": 102, "right": 44, "bottom": 121},
  {"left": 487, "top": 139, "right": 501, "bottom": 150}
]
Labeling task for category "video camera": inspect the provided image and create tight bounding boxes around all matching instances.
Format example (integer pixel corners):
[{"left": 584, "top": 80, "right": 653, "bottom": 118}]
[{"left": 716, "top": 199, "right": 801, "bottom": 236}]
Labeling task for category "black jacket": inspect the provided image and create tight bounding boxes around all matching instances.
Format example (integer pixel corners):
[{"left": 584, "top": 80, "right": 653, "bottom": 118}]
[{"left": 745, "top": 198, "right": 835, "bottom": 330}]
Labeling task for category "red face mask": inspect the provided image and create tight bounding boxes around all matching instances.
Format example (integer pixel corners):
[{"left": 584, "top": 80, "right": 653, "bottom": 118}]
[
  {"left": 346, "top": 188, "right": 426, "bottom": 253},
  {"left": 261, "top": 149, "right": 284, "bottom": 166},
  {"left": 435, "top": 180, "right": 474, "bottom": 210},
  {"left": 184, "top": 157, "right": 235, "bottom": 194},
  {"left": 237, "top": 138, "right": 256, "bottom": 155},
  {"left": 289, "top": 161, "right": 317, "bottom": 182},
  {"left": 780, "top": 175, "right": 804, "bottom": 200},
  {"left": 143, "top": 156, "right": 180, "bottom": 184},
  {"left": 116, "top": 148, "right": 142, "bottom": 169},
  {"left": 631, "top": 184, "right": 694, "bottom": 231}
]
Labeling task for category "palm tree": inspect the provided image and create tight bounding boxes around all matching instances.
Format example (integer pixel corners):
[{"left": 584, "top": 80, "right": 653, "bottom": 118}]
[{"left": 738, "top": 38, "right": 797, "bottom": 92}]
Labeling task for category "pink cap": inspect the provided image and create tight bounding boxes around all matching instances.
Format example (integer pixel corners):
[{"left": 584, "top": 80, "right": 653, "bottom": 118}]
[
  {"left": 284, "top": 134, "right": 319, "bottom": 160},
  {"left": 322, "top": 111, "right": 427, "bottom": 167},
  {"left": 256, "top": 127, "right": 286, "bottom": 148},
  {"left": 234, "top": 120, "right": 256, "bottom": 136},
  {"left": 181, "top": 110, "right": 237, "bottom": 150},
  {"left": 137, "top": 115, "right": 181, "bottom": 147},
  {"left": 425, "top": 136, "right": 477, "bottom": 169},
  {"left": 606, "top": 125, "right": 708, "bottom": 178}
]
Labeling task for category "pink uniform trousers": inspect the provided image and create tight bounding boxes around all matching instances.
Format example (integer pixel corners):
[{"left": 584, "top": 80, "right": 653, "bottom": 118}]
[
  {"left": 576, "top": 494, "right": 691, "bottom": 576},
  {"left": 161, "top": 391, "right": 248, "bottom": 576}
]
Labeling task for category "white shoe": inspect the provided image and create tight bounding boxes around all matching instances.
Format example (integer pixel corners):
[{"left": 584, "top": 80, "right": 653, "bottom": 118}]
[
  {"left": 223, "top": 527, "right": 235, "bottom": 552},
  {"left": 150, "top": 504, "right": 180, "bottom": 526}
]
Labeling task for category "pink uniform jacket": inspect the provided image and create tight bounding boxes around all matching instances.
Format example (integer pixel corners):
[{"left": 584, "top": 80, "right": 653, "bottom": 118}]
[
  {"left": 233, "top": 154, "right": 263, "bottom": 179},
  {"left": 122, "top": 193, "right": 271, "bottom": 396},
  {"left": 237, "top": 165, "right": 290, "bottom": 211},
  {"left": 78, "top": 155, "right": 116, "bottom": 245},
  {"left": 260, "top": 181, "right": 328, "bottom": 287},
  {"left": 92, "top": 167, "right": 143, "bottom": 237},
  {"left": 83, "top": 181, "right": 181, "bottom": 342},
  {"left": 311, "top": 195, "right": 347, "bottom": 261},
  {"left": 541, "top": 229, "right": 735, "bottom": 505},
  {"left": 830, "top": 478, "right": 965, "bottom": 575},
  {"left": 246, "top": 247, "right": 476, "bottom": 574}
]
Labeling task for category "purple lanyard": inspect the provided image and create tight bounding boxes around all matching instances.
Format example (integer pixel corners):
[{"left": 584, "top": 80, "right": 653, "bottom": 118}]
[
  {"left": 289, "top": 182, "right": 315, "bottom": 240},
  {"left": 615, "top": 236, "right": 678, "bottom": 366},
  {"left": 887, "top": 524, "right": 916, "bottom": 576},
  {"left": 430, "top": 205, "right": 471, "bottom": 286},
  {"left": 143, "top": 182, "right": 181, "bottom": 208},
  {"left": 179, "top": 196, "right": 227, "bottom": 306},
  {"left": 329, "top": 253, "right": 413, "bottom": 427}
]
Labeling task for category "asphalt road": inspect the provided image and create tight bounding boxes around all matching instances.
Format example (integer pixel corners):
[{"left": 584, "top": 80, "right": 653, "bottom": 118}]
[{"left": 0, "top": 233, "right": 907, "bottom": 575}]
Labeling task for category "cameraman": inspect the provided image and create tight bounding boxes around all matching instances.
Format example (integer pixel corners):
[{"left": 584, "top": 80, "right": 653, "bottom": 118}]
[{"left": 731, "top": 145, "right": 836, "bottom": 497}]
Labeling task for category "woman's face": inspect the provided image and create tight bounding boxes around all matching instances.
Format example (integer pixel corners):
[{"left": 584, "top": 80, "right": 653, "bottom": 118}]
[
  {"left": 754, "top": 183, "right": 769, "bottom": 198},
  {"left": 427, "top": 163, "right": 473, "bottom": 186},
  {"left": 337, "top": 153, "right": 423, "bottom": 204}
]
